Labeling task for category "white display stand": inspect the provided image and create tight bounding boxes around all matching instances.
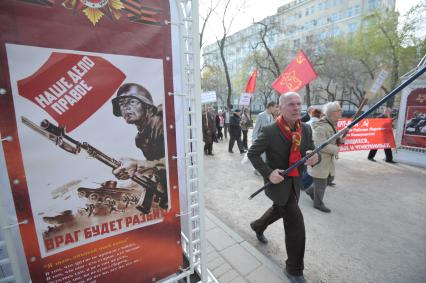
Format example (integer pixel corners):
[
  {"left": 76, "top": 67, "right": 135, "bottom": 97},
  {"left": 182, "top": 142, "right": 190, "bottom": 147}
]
[{"left": 0, "top": 1, "right": 216, "bottom": 282}]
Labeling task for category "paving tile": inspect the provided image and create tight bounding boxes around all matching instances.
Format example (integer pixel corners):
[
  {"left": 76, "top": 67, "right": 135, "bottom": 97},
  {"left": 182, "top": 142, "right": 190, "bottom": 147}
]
[
  {"left": 207, "top": 250, "right": 220, "bottom": 262},
  {"left": 206, "top": 243, "right": 215, "bottom": 254},
  {"left": 206, "top": 227, "right": 236, "bottom": 251},
  {"left": 217, "top": 269, "right": 239, "bottom": 283},
  {"left": 246, "top": 265, "right": 289, "bottom": 283},
  {"left": 205, "top": 216, "right": 215, "bottom": 231},
  {"left": 240, "top": 241, "right": 286, "bottom": 281},
  {"left": 208, "top": 255, "right": 225, "bottom": 270},
  {"left": 230, "top": 275, "right": 248, "bottom": 283},
  {"left": 220, "top": 244, "right": 261, "bottom": 276},
  {"left": 206, "top": 211, "right": 244, "bottom": 243},
  {"left": 212, "top": 261, "right": 232, "bottom": 278}
]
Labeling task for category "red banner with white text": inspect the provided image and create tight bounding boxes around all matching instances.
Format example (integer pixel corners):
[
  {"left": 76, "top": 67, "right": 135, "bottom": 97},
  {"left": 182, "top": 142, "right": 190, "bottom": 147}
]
[{"left": 337, "top": 118, "right": 396, "bottom": 152}]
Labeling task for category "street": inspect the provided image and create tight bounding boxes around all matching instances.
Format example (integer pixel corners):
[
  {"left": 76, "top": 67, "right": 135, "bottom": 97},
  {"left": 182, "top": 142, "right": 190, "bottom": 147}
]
[{"left": 203, "top": 132, "right": 426, "bottom": 283}]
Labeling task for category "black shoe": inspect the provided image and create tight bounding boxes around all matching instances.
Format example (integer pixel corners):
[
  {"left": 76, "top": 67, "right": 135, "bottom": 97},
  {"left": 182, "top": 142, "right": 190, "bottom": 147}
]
[
  {"left": 283, "top": 269, "right": 307, "bottom": 283},
  {"left": 314, "top": 204, "right": 331, "bottom": 213},
  {"left": 305, "top": 190, "right": 314, "bottom": 201},
  {"left": 368, "top": 157, "right": 376, "bottom": 162},
  {"left": 250, "top": 222, "right": 268, "bottom": 244},
  {"left": 208, "top": 152, "right": 214, "bottom": 156},
  {"left": 228, "top": 150, "right": 234, "bottom": 153},
  {"left": 328, "top": 182, "right": 336, "bottom": 186},
  {"left": 385, "top": 159, "right": 396, "bottom": 164}
]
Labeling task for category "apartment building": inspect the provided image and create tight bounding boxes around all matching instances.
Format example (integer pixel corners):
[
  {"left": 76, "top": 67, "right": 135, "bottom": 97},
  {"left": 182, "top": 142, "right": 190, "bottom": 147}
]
[{"left": 202, "top": 0, "right": 395, "bottom": 110}]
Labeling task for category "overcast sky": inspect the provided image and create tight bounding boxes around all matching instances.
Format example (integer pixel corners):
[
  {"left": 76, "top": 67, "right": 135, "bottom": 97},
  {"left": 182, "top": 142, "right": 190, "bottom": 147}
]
[{"left": 200, "top": 0, "right": 425, "bottom": 46}]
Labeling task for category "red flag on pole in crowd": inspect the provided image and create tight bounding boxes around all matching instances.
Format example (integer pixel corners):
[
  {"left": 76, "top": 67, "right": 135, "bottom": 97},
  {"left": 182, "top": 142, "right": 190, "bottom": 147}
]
[
  {"left": 245, "top": 68, "right": 258, "bottom": 93},
  {"left": 271, "top": 50, "right": 318, "bottom": 94}
]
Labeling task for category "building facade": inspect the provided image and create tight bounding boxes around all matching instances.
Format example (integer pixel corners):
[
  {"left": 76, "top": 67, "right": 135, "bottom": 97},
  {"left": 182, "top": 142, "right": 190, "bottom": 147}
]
[{"left": 202, "top": 0, "right": 395, "bottom": 111}]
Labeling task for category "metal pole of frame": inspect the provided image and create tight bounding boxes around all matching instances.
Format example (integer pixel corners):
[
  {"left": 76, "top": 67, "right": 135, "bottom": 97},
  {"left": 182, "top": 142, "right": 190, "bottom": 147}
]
[
  {"left": 163, "top": 0, "right": 216, "bottom": 282},
  {"left": 190, "top": 0, "right": 209, "bottom": 281}
]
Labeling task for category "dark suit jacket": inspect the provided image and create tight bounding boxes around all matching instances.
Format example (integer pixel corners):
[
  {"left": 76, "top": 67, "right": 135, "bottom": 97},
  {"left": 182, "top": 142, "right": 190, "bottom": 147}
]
[
  {"left": 229, "top": 114, "right": 241, "bottom": 137},
  {"left": 247, "top": 123, "right": 315, "bottom": 206},
  {"left": 301, "top": 113, "right": 310, "bottom": 123}
]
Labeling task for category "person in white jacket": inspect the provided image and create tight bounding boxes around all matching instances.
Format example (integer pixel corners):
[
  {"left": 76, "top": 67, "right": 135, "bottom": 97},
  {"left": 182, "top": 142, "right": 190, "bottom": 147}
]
[{"left": 305, "top": 101, "right": 344, "bottom": 213}]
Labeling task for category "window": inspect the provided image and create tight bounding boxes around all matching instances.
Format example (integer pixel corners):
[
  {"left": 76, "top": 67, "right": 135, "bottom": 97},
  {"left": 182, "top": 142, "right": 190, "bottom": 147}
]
[
  {"left": 332, "top": 27, "right": 340, "bottom": 36},
  {"left": 318, "top": 2, "right": 323, "bottom": 11},
  {"left": 306, "top": 8, "right": 309, "bottom": 16},
  {"left": 319, "top": 31, "right": 327, "bottom": 39},
  {"left": 348, "top": 6, "right": 352, "bottom": 17},
  {"left": 355, "top": 4, "right": 361, "bottom": 15},
  {"left": 333, "top": 0, "right": 337, "bottom": 6},
  {"left": 348, "top": 22, "right": 358, "bottom": 33},
  {"left": 324, "top": 1, "right": 328, "bottom": 10},
  {"left": 368, "top": 0, "right": 378, "bottom": 10},
  {"left": 293, "top": 39, "right": 300, "bottom": 49},
  {"left": 311, "top": 6, "right": 315, "bottom": 14}
]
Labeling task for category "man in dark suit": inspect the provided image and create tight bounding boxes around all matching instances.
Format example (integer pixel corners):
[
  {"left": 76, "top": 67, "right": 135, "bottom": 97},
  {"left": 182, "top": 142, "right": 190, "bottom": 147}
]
[
  {"left": 248, "top": 92, "right": 319, "bottom": 283},
  {"left": 228, "top": 109, "right": 246, "bottom": 154},
  {"left": 301, "top": 106, "right": 313, "bottom": 123}
]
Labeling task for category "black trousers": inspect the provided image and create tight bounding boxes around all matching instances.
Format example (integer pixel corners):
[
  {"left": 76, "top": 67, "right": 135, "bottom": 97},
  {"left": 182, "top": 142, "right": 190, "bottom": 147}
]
[
  {"left": 224, "top": 123, "right": 229, "bottom": 139},
  {"left": 251, "top": 189, "right": 305, "bottom": 276},
  {"left": 242, "top": 130, "right": 248, "bottom": 149},
  {"left": 204, "top": 142, "right": 213, "bottom": 154},
  {"left": 217, "top": 127, "right": 223, "bottom": 140},
  {"left": 368, "top": 148, "right": 393, "bottom": 161},
  {"left": 229, "top": 134, "right": 244, "bottom": 153}
]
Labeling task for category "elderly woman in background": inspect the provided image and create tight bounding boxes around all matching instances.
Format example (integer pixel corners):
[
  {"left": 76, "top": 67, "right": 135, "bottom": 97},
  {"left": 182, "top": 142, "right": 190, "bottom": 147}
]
[
  {"left": 305, "top": 101, "right": 343, "bottom": 213},
  {"left": 306, "top": 108, "right": 322, "bottom": 128}
]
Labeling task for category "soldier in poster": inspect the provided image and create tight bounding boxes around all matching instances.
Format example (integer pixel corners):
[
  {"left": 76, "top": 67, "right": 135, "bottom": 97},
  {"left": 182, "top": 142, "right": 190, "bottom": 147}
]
[{"left": 111, "top": 83, "right": 168, "bottom": 210}]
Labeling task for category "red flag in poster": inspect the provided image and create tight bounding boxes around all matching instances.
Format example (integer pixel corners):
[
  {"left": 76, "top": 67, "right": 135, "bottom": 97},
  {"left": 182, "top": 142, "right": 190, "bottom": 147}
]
[
  {"left": 17, "top": 52, "right": 126, "bottom": 132},
  {"left": 245, "top": 68, "right": 258, "bottom": 93},
  {"left": 271, "top": 50, "right": 318, "bottom": 94}
]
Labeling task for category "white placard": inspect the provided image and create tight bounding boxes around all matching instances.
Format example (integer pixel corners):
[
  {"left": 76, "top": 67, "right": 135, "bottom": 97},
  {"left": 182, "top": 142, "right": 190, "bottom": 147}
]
[
  {"left": 239, "top": 92, "right": 251, "bottom": 106},
  {"left": 201, "top": 91, "right": 217, "bottom": 103},
  {"left": 370, "top": 69, "right": 389, "bottom": 94}
]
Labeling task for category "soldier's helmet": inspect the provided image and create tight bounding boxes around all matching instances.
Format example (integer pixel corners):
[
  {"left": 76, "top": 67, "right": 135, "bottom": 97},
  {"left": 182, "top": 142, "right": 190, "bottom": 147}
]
[{"left": 112, "top": 83, "right": 157, "bottom": 117}]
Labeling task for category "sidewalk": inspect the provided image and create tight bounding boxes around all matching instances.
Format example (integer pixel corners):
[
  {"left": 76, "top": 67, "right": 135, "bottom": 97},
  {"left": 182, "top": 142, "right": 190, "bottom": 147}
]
[{"left": 205, "top": 210, "right": 289, "bottom": 283}]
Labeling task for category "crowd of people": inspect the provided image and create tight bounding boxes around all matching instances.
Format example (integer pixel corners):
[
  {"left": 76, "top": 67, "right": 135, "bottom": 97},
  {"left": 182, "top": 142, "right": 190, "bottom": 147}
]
[
  {"left": 202, "top": 93, "right": 397, "bottom": 283},
  {"left": 202, "top": 106, "right": 261, "bottom": 156}
]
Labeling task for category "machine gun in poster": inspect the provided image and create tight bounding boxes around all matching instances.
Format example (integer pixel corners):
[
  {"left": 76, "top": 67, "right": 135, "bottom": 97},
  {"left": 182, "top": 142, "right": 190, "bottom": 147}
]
[{"left": 21, "top": 117, "right": 168, "bottom": 214}]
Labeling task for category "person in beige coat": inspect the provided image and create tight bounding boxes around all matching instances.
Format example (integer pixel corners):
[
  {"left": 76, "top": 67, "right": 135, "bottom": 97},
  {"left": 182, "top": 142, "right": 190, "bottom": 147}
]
[{"left": 305, "top": 101, "right": 343, "bottom": 213}]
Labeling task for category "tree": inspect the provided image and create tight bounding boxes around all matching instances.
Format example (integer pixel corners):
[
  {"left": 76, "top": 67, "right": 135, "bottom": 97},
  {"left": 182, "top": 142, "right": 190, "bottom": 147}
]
[
  {"left": 331, "top": 4, "right": 426, "bottom": 108},
  {"left": 214, "top": 0, "right": 248, "bottom": 109},
  {"left": 315, "top": 46, "right": 367, "bottom": 108},
  {"left": 199, "top": 0, "right": 219, "bottom": 49},
  {"left": 201, "top": 63, "right": 227, "bottom": 106}
]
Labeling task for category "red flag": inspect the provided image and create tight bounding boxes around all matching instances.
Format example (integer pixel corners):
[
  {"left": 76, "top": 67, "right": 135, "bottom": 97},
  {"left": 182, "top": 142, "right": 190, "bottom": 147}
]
[
  {"left": 17, "top": 52, "right": 126, "bottom": 132},
  {"left": 245, "top": 68, "right": 258, "bottom": 93},
  {"left": 271, "top": 50, "right": 317, "bottom": 94}
]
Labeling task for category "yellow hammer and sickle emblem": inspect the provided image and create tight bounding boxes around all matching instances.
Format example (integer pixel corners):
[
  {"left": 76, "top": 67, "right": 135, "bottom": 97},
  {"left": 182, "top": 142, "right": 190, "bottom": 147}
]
[
  {"left": 279, "top": 71, "right": 303, "bottom": 91},
  {"left": 292, "top": 134, "right": 301, "bottom": 150},
  {"left": 296, "top": 55, "right": 305, "bottom": 64}
]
